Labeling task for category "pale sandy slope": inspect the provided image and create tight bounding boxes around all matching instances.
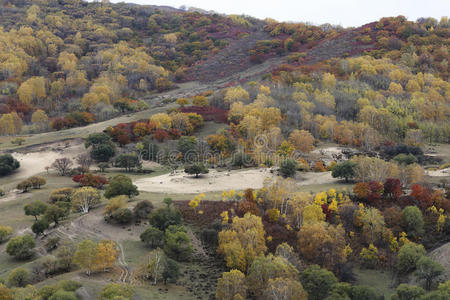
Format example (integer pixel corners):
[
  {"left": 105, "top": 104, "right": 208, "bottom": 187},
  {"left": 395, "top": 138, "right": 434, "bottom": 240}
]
[
  {"left": 134, "top": 168, "right": 276, "bottom": 194},
  {"left": 134, "top": 168, "right": 340, "bottom": 194},
  {"left": 9, "top": 141, "right": 85, "bottom": 180}
]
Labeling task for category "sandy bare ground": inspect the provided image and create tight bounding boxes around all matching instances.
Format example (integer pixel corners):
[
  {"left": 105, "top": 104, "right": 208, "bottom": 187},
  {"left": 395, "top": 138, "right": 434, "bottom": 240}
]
[
  {"left": 134, "top": 168, "right": 276, "bottom": 194},
  {"left": 134, "top": 168, "right": 339, "bottom": 194},
  {"left": 426, "top": 168, "right": 450, "bottom": 177},
  {"left": 297, "top": 171, "right": 340, "bottom": 186},
  {"left": 0, "top": 190, "right": 32, "bottom": 203},
  {"left": 310, "top": 146, "right": 359, "bottom": 164},
  {"left": 8, "top": 140, "right": 85, "bottom": 180}
]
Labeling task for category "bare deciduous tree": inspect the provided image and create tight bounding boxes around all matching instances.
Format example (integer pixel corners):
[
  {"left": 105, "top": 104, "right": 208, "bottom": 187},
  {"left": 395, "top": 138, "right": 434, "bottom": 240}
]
[
  {"left": 52, "top": 158, "right": 73, "bottom": 176},
  {"left": 76, "top": 153, "right": 93, "bottom": 173}
]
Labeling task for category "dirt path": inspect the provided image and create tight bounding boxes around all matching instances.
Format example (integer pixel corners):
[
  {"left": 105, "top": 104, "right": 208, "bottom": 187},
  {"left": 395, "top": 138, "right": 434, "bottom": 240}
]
[{"left": 50, "top": 212, "right": 133, "bottom": 283}]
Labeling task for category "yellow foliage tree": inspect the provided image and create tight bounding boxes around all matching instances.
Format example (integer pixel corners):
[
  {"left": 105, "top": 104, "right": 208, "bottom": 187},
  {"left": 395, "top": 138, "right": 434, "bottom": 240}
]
[
  {"left": 288, "top": 129, "right": 315, "bottom": 153},
  {"left": 302, "top": 204, "right": 325, "bottom": 224},
  {"left": 218, "top": 213, "right": 267, "bottom": 271},
  {"left": 31, "top": 109, "right": 49, "bottom": 132},
  {"left": 216, "top": 269, "right": 247, "bottom": 300},
  {"left": 150, "top": 113, "right": 172, "bottom": 130},
  {"left": 297, "top": 222, "right": 346, "bottom": 268},
  {"left": 95, "top": 240, "right": 118, "bottom": 272},
  {"left": 17, "top": 76, "right": 46, "bottom": 105},
  {"left": 225, "top": 86, "right": 249, "bottom": 104}
]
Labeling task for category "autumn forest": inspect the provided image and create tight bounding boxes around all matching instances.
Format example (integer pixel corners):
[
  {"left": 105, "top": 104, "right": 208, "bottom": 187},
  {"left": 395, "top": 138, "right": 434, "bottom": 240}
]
[{"left": 0, "top": 0, "right": 449, "bottom": 300}]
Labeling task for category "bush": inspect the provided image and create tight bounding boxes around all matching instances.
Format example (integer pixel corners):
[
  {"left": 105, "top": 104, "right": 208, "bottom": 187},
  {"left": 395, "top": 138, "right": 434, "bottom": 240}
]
[
  {"left": 149, "top": 207, "right": 183, "bottom": 231},
  {"left": 300, "top": 265, "right": 338, "bottom": 300},
  {"left": 0, "top": 154, "right": 20, "bottom": 176},
  {"left": 279, "top": 159, "right": 298, "bottom": 177},
  {"left": 97, "top": 162, "right": 110, "bottom": 172},
  {"left": 393, "top": 153, "right": 418, "bottom": 165},
  {"left": 267, "top": 208, "right": 280, "bottom": 222},
  {"left": 11, "top": 138, "right": 26, "bottom": 145},
  {"left": 163, "top": 257, "right": 180, "bottom": 284},
  {"left": 350, "top": 285, "right": 377, "bottom": 300},
  {"left": 163, "top": 225, "right": 193, "bottom": 261},
  {"left": 141, "top": 137, "right": 159, "bottom": 161},
  {"left": 49, "top": 188, "right": 73, "bottom": 203},
  {"left": 359, "top": 244, "right": 378, "bottom": 269},
  {"left": 111, "top": 208, "right": 133, "bottom": 224},
  {"left": 7, "top": 268, "right": 30, "bottom": 287},
  {"left": 331, "top": 161, "right": 357, "bottom": 182},
  {"left": 232, "top": 152, "right": 254, "bottom": 168},
  {"left": 397, "top": 242, "right": 426, "bottom": 274},
  {"left": 72, "top": 173, "right": 108, "bottom": 188},
  {"left": 90, "top": 144, "right": 116, "bottom": 162},
  {"left": 32, "top": 219, "right": 50, "bottom": 237},
  {"left": 57, "top": 280, "right": 82, "bottom": 292},
  {"left": 184, "top": 164, "right": 209, "bottom": 178},
  {"left": 24, "top": 200, "right": 48, "bottom": 220},
  {"left": 6, "top": 234, "right": 35, "bottom": 260},
  {"left": 0, "top": 225, "right": 13, "bottom": 243},
  {"left": 140, "top": 226, "right": 164, "bottom": 248},
  {"left": 99, "top": 283, "right": 133, "bottom": 300},
  {"left": 104, "top": 175, "right": 138, "bottom": 199},
  {"left": 415, "top": 256, "right": 444, "bottom": 290},
  {"left": 114, "top": 153, "right": 142, "bottom": 172},
  {"left": 392, "top": 284, "right": 426, "bottom": 300},
  {"left": 133, "top": 200, "right": 154, "bottom": 220},
  {"left": 29, "top": 176, "right": 46, "bottom": 189},
  {"left": 313, "top": 161, "right": 326, "bottom": 172},
  {"left": 402, "top": 206, "right": 424, "bottom": 239},
  {"left": 200, "top": 228, "right": 218, "bottom": 248},
  {"left": 17, "top": 179, "right": 33, "bottom": 192},
  {"left": 45, "top": 237, "right": 60, "bottom": 251}
]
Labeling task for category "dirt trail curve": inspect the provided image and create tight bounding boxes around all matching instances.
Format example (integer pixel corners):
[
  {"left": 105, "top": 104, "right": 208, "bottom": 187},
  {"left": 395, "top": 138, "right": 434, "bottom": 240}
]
[{"left": 50, "top": 213, "right": 131, "bottom": 283}]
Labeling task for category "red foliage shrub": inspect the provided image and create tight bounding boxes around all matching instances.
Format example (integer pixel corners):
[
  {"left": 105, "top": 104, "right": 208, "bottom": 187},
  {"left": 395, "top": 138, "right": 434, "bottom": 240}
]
[
  {"left": 368, "top": 181, "right": 384, "bottom": 205},
  {"left": 321, "top": 203, "right": 332, "bottom": 222},
  {"left": 263, "top": 220, "right": 298, "bottom": 253},
  {"left": 50, "top": 111, "right": 95, "bottom": 130},
  {"left": 117, "top": 134, "right": 131, "bottom": 146},
  {"left": 168, "top": 128, "right": 181, "bottom": 139},
  {"left": 384, "top": 178, "right": 402, "bottom": 200},
  {"left": 353, "top": 182, "right": 370, "bottom": 199},
  {"left": 72, "top": 173, "right": 108, "bottom": 188},
  {"left": 397, "top": 195, "right": 416, "bottom": 208},
  {"left": 174, "top": 200, "right": 237, "bottom": 226},
  {"left": 180, "top": 106, "right": 228, "bottom": 123},
  {"left": 50, "top": 118, "right": 67, "bottom": 131},
  {"left": 237, "top": 201, "right": 260, "bottom": 217},
  {"left": 383, "top": 206, "right": 403, "bottom": 234},
  {"left": 410, "top": 184, "right": 433, "bottom": 210},
  {"left": 153, "top": 129, "right": 169, "bottom": 142}
]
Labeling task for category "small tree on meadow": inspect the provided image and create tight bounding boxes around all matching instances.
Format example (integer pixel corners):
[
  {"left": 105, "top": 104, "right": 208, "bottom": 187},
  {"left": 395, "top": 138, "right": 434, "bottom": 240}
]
[
  {"left": 104, "top": 175, "right": 138, "bottom": 199},
  {"left": 331, "top": 161, "right": 357, "bottom": 182},
  {"left": 52, "top": 158, "right": 73, "bottom": 176},
  {"left": 24, "top": 200, "right": 47, "bottom": 220},
  {"left": 6, "top": 234, "right": 35, "bottom": 260},
  {"left": 71, "top": 187, "right": 101, "bottom": 214},
  {"left": 280, "top": 159, "right": 298, "bottom": 178},
  {"left": 184, "top": 164, "right": 209, "bottom": 178}
]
